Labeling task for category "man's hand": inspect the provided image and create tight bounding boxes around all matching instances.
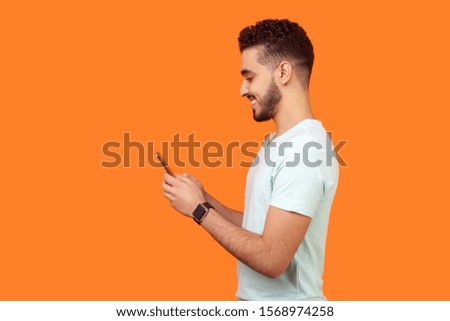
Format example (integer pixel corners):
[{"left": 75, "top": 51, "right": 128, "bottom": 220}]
[
  {"left": 162, "top": 173, "right": 206, "bottom": 217},
  {"left": 178, "top": 173, "right": 205, "bottom": 193}
]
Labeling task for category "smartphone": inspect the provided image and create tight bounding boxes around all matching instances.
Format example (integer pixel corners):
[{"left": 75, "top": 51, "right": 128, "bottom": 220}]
[{"left": 155, "top": 152, "right": 174, "bottom": 176}]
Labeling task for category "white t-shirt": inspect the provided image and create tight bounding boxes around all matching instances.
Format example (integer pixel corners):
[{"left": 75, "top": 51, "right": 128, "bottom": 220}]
[{"left": 236, "top": 119, "right": 339, "bottom": 300}]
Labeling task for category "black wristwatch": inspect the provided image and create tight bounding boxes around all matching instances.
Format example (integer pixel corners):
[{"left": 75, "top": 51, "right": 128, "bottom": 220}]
[{"left": 192, "top": 202, "right": 214, "bottom": 225}]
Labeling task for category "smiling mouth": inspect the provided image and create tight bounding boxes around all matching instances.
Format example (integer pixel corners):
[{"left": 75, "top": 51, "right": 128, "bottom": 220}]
[{"left": 247, "top": 95, "right": 257, "bottom": 106}]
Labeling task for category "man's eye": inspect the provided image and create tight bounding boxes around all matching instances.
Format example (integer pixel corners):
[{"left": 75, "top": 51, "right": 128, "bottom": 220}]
[{"left": 246, "top": 77, "right": 253, "bottom": 81}]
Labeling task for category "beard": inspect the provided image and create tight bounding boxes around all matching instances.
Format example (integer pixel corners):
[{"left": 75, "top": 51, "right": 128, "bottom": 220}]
[{"left": 253, "top": 77, "right": 282, "bottom": 122}]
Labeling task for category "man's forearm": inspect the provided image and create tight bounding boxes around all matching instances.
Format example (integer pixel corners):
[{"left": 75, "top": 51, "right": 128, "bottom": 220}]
[
  {"left": 204, "top": 191, "right": 243, "bottom": 227},
  {"left": 201, "top": 208, "right": 279, "bottom": 278}
]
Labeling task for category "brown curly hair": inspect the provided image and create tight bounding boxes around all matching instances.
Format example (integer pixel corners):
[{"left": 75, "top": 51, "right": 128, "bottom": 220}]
[{"left": 238, "top": 19, "right": 314, "bottom": 87}]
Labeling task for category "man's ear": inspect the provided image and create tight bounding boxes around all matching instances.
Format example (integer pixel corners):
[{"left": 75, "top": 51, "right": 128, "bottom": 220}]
[{"left": 278, "top": 61, "right": 292, "bottom": 85}]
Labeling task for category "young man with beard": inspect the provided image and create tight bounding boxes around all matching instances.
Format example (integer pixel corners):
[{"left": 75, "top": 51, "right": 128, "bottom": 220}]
[{"left": 161, "top": 19, "right": 339, "bottom": 300}]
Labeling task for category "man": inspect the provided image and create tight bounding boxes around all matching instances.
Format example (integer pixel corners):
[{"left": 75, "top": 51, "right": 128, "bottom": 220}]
[{"left": 162, "top": 19, "right": 339, "bottom": 300}]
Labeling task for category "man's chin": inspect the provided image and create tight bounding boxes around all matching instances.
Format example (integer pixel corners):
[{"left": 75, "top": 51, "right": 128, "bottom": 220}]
[
  {"left": 253, "top": 115, "right": 271, "bottom": 123},
  {"left": 253, "top": 111, "right": 271, "bottom": 122}
]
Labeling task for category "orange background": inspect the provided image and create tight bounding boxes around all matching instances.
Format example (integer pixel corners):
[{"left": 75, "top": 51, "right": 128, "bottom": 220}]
[{"left": 1, "top": 1, "right": 449, "bottom": 300}]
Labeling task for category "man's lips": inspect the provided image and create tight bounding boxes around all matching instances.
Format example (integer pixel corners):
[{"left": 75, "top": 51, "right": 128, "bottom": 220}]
[{"left": 247, "top": 95, "right": 257, "bottom": 106}]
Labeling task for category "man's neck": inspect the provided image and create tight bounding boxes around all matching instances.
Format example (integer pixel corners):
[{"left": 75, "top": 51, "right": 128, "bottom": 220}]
[{"left": 272, "top": 93, "right": 315, "bottom": 139}]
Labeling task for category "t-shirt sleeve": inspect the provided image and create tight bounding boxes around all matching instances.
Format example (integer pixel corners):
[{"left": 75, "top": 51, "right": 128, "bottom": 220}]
[{"left": 269, "top": 152, "right": 324, "bottom": 218}]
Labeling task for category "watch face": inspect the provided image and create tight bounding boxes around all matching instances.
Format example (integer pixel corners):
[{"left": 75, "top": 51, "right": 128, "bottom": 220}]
[
  {"left": 193, "top": 203, "right": 214, "bottom": 224},
  {"left": 193, "top": 204, "right": 206, "bottom": 221}
]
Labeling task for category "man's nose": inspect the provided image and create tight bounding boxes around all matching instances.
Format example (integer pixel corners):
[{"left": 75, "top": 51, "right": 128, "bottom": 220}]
[{"left": 240, "top": 81, "right": 249, "bottom": 97}]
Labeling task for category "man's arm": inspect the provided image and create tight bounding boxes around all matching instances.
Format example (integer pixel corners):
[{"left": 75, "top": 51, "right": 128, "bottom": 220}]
[
  {"left": 201, "top": 205, "right": 311, "bottom": 278},
  {"left": 161, "top": 173, "right": 310, "bottom": 278},
  {"left": 204, "top": 192, "right": 243, "bottom": 227}
]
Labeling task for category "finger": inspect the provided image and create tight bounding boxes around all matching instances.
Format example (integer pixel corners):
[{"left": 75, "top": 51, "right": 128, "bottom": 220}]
[
  {"left": 183, "top": 173, "right": 199, "bottom": 184},
  {"left": 162, "top": 181, "right": 175, "bottom": 194},
  {"left": 180, "top": 173, "right": 191, "bottom": 181},
  {"left": 163, "top": 192, "right": 175, "bottom": 201},
  {"left": 164, "top": 173, "right": 179, "bottom": 186},
  {"left": 178, "top": 175, "right": 194, "bottom": 186}
]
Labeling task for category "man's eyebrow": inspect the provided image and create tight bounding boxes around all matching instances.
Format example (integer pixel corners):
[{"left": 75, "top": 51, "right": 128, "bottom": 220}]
[{"left": 240, "top": 69, "right": 254, "bottom": 76}]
